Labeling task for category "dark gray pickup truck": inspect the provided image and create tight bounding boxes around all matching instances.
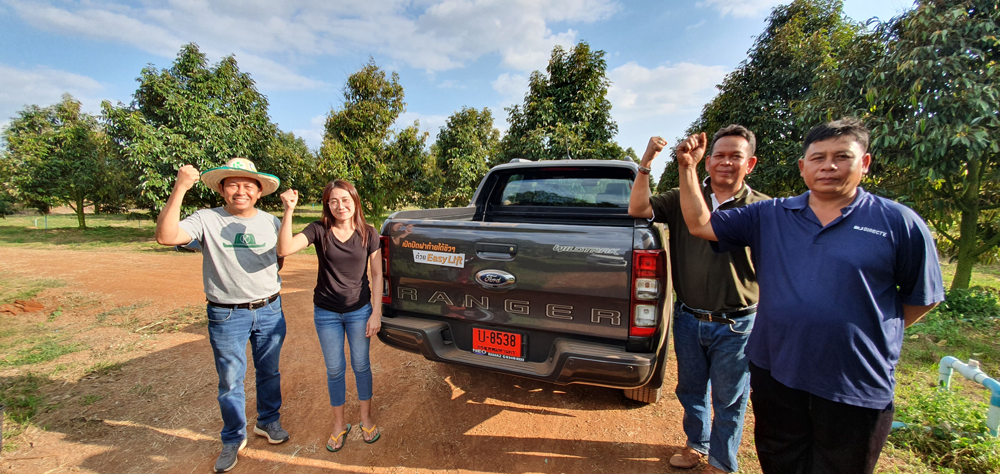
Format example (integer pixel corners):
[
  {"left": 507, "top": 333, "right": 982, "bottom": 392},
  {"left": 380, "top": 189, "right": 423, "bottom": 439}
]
[{"left": 376, "top": 159, "right": 672, "bottom": 403}]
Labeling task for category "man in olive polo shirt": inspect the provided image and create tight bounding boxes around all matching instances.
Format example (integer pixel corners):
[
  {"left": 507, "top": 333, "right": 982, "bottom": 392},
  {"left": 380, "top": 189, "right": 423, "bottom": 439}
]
[{"left": 629, "top": 125, "right": 769, "bottom": 474}]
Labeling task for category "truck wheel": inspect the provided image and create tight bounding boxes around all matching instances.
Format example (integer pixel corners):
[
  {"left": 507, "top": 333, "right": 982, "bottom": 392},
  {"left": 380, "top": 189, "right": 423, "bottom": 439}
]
[{"left": 623, "top": 385, "right": 662, "bottom": 404}]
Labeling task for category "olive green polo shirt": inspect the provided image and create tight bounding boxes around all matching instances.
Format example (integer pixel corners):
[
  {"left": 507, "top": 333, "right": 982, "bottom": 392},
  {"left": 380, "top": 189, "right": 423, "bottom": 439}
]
[{"left": 649, "top": 180, "right": 770, "bottom": 312}]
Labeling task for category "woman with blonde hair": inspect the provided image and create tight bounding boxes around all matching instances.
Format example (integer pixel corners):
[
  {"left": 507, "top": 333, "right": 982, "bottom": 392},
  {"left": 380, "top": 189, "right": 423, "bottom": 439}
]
[{"left": 277, "top": 179, "right": 382, "bottom": 451}]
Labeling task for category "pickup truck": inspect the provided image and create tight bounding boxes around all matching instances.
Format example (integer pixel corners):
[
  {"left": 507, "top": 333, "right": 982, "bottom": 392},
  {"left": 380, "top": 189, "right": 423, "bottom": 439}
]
[{"left": 376, "top": 159, "right": 672, "bottom": 403}]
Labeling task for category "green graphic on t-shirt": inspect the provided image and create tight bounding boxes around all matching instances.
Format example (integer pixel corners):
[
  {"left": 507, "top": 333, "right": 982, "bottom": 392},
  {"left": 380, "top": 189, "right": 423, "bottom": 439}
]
[{"left": 224, "top": 233, "right": 265, "bottom": 248}]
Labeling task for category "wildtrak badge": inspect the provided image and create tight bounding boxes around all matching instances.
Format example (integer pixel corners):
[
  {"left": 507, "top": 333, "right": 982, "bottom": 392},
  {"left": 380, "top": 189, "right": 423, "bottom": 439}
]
[{"left": 552, "top": 244, "right": 622, "bottom": 255}]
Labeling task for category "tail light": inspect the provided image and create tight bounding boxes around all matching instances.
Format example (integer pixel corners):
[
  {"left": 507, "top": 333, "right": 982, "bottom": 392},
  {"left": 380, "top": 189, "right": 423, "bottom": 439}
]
[
  {"left": 630, "top": 249, "right": 664, "bottom": 337},
  {"left": 380, "top": 236, "right": 391, "bottom": 305}
]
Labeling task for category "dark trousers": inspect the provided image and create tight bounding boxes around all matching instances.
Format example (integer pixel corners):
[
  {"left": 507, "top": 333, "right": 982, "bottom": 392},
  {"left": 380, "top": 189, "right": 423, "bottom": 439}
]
[{"left": 749, "top": 362, "right": 894, "bottom": 474}]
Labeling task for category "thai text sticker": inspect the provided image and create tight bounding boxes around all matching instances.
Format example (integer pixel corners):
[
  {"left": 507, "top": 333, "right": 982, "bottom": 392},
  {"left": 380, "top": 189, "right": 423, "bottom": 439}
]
[{"left": 413, "top": 250, "right": 465, "bottom": 268}]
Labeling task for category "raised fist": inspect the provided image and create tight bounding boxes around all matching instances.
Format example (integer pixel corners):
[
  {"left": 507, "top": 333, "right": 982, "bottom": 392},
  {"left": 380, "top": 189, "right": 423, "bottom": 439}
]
[
  {"left": 280, "top": 189, "right": 299, "bottom": 210},
  {"left": 642, "top": 136, "right": 667, "bottom": 167},
  {"left": 675, "top": 132, "right": 708, "bottom": 169},
  {"left": 175, "top": 165, "right": 201, "bottom": 191}
]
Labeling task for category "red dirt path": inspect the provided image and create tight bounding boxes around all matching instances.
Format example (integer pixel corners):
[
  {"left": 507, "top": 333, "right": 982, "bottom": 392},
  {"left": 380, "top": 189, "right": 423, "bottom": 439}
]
[{"left": 0, "top": 247, "right": 727, "bottom": 474}]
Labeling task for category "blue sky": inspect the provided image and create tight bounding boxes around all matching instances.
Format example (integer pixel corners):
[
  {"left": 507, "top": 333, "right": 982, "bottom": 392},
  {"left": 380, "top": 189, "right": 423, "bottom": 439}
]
[{"left": 1, "top": 0, "right": 913, "bottom": 179}]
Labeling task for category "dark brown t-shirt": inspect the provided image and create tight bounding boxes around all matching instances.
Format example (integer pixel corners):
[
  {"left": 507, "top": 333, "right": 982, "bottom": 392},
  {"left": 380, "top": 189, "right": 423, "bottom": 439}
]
[
  {"left": 649, "top": 181, "right": 770, "bottom": 312},
  {"left": 302, "top": 222, "right": 380, "bottom": 313}
]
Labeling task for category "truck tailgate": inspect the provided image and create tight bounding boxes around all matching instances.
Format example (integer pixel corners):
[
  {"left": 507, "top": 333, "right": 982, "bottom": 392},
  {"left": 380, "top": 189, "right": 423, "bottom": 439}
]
[{"left": 386, "top": 220, "right": 634, "bottom": 359}]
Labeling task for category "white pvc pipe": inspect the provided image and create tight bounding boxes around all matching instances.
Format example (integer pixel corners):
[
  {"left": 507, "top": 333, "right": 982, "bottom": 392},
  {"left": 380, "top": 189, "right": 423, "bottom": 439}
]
[{"left": 938, "top": 356, "right": 1000, "bottom": 436}]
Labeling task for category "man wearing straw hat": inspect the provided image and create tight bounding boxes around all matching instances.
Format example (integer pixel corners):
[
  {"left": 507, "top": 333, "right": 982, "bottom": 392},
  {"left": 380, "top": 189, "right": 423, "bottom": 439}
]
[{"left": 155, "top": 158, "right": 289, "bottom": 473}]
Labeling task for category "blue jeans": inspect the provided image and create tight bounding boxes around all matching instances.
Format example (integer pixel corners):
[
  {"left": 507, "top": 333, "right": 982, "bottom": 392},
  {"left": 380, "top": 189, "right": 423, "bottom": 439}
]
[
  {"left": 673, "top": 301, "right": 755, "bottom": 473},
  {"left": 206, "top": 297, "right": 286, "bottom": 444},
  {"left": 314, "top": 303, "right": 373, "bottom": 407}
]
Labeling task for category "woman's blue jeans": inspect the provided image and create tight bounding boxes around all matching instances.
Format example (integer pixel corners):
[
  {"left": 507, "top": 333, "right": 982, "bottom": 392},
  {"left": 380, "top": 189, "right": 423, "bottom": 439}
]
[
  {"left": 206, "top": 297, "right": 286, "bottom": 444},
  {"left": 673, "top": 301, "right": 755, "bottom": 473},
  {"left": 314, "top": 303, "right": 373, "bottom": 407}
]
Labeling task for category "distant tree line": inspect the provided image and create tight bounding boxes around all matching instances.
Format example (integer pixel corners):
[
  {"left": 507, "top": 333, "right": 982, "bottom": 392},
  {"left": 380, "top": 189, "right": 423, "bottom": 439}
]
[
  {"left": 0, "top": 40, "right": 630, "bottom": 226},
  {"left": 0, "top": 0, "right": 995, "bottom": 288}
]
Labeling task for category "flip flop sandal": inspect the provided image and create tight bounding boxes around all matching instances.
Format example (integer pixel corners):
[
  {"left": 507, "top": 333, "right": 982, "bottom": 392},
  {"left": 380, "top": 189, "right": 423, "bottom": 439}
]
[
  {"left": 326, "top": 423, "right": 351, "bottom": 452},
  {"left": 360, "top": 422, "right": 381, "bottom": 444},
  {"left": 669, "top": 447, "right": 704, "bottom": 469}
]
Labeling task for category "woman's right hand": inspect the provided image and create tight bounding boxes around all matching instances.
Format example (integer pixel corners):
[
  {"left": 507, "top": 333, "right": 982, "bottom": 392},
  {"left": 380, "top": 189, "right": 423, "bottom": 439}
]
[{"left": 280, "top": 189, "right": 298, "bottom": 211}]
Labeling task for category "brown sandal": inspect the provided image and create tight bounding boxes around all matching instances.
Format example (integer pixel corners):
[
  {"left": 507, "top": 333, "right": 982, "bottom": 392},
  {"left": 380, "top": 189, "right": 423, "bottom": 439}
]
[{"left": 669, "top": 446, "right": 704, "bottom": 469}]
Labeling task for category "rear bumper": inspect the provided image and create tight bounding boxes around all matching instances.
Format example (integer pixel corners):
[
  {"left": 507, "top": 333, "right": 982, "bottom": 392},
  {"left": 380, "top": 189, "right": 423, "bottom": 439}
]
[{"left": 377, "top": 316, "right": 657, "bottom": 389}]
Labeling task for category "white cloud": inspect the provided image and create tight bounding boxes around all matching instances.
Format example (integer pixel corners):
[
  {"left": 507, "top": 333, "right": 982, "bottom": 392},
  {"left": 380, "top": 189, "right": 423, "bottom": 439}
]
[
  {"left": 686, "top": 19, "right": 706, "bottom": 30},
  {"left": 5, "top": 0, "right": 621, "bottom": 87},
  {"left": 413, "top": 1, "right": 608, "bottom": 71},
  {"left": 230, "top": 53, "right": 326, "bottom": 90},
  {"left": 608, "top": 61, "right": 728, "bottom": 124},
  {"left": 492, "top": 72, "right": 529, "bottom": 108},
  {"left": 291, "top": 114, "right": 328, "bottom": 151},
  {"left": 291, "top": 111, "right": 449, "bottom": 150},
  {"left": 396, "top": 111, "right": 448, "bottom": 139},
  {"left": 608, "top": 61, "right": 732, "bottom": 176},
  {"left": 0, "top": 64, "right": 106, "bottom": 125},
  {"left": 696, "top": 0, "right": 782, "bottom": 18},
  {"left": 8, "top": 1, "right": 182, "bottom": 57},
  {"left": 437, "top": 80, "right": 463, "bottom": 89}
]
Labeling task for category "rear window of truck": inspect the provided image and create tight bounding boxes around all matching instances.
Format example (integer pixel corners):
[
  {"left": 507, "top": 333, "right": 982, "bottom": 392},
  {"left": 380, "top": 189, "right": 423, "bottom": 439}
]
[{"left": 493, "top": 168, "right": 634, "bottom": 208}]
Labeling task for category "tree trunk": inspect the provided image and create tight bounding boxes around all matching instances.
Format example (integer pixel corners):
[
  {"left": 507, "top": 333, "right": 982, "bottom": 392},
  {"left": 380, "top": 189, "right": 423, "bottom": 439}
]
[
  {"left": 951, "top": 207, "right": 978, "bottom": 290},
  {"left": 76, "top": 192, "right": 87, "bottom": 230},
  {"left": 950, "top": 157, "right": 982, "bottom": 290}
]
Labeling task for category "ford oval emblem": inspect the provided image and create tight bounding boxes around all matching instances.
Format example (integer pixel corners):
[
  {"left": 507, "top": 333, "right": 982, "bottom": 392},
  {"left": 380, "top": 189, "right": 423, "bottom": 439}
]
[{"left": 475, "top": 270, "right": 516, "bottom": 289}]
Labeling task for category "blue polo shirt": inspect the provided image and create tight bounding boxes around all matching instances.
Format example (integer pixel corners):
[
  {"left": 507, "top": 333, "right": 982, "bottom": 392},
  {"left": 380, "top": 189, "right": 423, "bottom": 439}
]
[{"left": 711, "top": 188, "right": 945, "bottom": 409}]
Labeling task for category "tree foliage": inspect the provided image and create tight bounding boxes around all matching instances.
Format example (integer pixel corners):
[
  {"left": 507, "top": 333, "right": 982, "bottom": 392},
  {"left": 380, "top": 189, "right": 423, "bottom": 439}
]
[
  {"left": 860, "top": 0, "right": 1000, "bottom": 289},
  {"left": 268, "top": 131, "right": 319, "bottom": 204},
  {"left": 429, "top": 107, "right": 500, "bottom": 207},
  {"left": 665, "top": 0, "right": 859, "bottom": 196},
  {"left": 102, "top": 43, "right": 291, "bottom": 213},
  {"left": 1, "top": 94, "right": 112, "bottom": 228},
  {"left": 497, "top": 41, "right": 628, "bottom": 164},
  {"left": 0, "top": 155, "right": 15, "bottom": 218},
  {"left": 318, "top": 59, "right": 428, "bottom": 218}
]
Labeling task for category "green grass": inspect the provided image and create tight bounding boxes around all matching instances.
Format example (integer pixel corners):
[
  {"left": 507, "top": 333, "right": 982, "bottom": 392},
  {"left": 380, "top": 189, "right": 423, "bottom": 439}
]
[
  {"left": 130, "top": 383, "right": 154, "bottom": 398},
  {"left": 94, "top": 302, "right": 150, "bottom": 325},
  {"left": 85, "top": 360, "right": 126, "bottom": 376},
  {"left": 78, "top": 394, "right": 102, "bottom": 406},
  {"left": 158, "top": 304, "right": 205, "bottom": 332},
  {"left": 0, "top": 372, "right": 46, "bottom": 427},
  {"left": 890, "top": 263, "right": 1000, "bottom": 473},
  {"left": 0, "top": 339, "right": 80, "bottom": 367},
  {"left": 0, "top": 204, "right": 389, "bottom": 252},
  {"left": 940, "top": 261, "right": 1000, "bottom": 291},
  {"left": 0, "top": 210, "right": 158, "bottom": 248},
  {"left": 0, "top": 225, "right": 158, "bottom": 249},
  {"left": 0, "top": 274, "right": 64, "bottom": 305}
]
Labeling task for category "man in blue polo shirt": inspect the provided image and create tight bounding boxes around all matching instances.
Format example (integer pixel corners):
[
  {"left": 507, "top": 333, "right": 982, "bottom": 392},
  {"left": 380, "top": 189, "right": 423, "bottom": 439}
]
[{"left": 674, "top": 118, "right": 945, "bottom": 473}]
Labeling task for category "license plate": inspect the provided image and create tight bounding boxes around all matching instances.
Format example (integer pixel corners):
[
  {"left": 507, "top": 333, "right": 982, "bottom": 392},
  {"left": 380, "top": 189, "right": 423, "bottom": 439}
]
[{"left": 472, "top": 327, "right": 524, "bottom": 361}]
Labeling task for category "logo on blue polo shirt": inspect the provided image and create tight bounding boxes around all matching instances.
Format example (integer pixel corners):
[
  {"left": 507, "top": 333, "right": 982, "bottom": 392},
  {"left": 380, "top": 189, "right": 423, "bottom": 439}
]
[{"left": 854, "top": 225, "right": 888, "bottom": 238}]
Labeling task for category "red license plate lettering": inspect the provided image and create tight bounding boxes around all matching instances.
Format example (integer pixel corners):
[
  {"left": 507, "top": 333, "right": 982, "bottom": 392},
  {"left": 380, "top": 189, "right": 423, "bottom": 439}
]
[{"left": 472, "top": 328, "right": 523, "bottom": 360}]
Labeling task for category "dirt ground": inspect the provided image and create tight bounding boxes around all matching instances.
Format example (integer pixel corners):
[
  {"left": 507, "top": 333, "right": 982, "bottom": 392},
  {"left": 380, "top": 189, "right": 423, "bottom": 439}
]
[{"left": 0, "top": 247, "right": 747, "bottom": 474}]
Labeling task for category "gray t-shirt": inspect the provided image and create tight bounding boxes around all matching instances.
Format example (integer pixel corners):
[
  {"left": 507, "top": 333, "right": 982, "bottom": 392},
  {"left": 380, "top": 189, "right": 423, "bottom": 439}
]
[{"left": 179, "top": 207, "right": 282, "bottom": 304}]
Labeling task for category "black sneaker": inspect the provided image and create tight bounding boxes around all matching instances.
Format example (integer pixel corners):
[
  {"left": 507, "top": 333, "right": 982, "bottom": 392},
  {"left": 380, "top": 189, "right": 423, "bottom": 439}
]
[
  {"left": 214, "top": 438, "right": 247, "bottom": 473},
  {"left": 253, "top": 420, "right": 290, "bottom": 444}
]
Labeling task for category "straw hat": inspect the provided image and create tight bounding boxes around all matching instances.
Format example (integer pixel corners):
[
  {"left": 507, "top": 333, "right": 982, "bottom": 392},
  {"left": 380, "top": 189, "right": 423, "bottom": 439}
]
[{"left": 200, "top": 158, "right": 281, "bottom": 196}]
